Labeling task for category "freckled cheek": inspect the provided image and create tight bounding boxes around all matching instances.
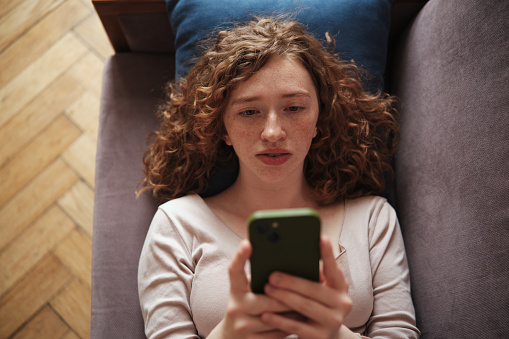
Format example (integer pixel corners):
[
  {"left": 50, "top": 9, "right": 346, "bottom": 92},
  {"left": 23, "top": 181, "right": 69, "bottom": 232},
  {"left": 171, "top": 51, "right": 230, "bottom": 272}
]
[
  {"left": 294, "top": 121, "right": 317, "bottom": 138},
  {"left": 225, "top": 124, "right": 257, "bottom": 145}
]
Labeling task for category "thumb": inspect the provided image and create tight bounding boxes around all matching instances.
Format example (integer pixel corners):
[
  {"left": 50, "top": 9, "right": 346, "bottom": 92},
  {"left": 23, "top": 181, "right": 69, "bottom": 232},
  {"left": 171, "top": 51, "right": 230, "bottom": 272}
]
[
  {"left": 320, "top": 236, "right": 348, "bottom": 292},
  {"left": 228, "top": 240, "right": 252, "bottom": 295}
]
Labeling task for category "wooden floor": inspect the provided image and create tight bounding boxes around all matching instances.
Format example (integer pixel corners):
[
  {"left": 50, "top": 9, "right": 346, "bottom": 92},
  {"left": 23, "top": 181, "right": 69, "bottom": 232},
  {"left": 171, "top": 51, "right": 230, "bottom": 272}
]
[{"left": 0, "top": 0, "right": 114, "bottom": 337}]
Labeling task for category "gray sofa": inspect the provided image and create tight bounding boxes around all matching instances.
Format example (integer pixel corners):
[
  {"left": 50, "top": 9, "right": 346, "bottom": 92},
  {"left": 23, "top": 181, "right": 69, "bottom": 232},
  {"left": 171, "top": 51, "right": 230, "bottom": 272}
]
[{"left": 91, "top": 1, "right": 509, "bottom": 338}]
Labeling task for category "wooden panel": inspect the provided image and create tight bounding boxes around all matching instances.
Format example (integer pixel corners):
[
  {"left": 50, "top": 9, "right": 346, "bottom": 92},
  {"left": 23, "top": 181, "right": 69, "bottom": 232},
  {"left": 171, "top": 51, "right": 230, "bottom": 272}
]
[
  {"left": 0, "top": 0, "right": 90, "bottom": 88},
  {"left": 0, "top": 206, "right": 74, "bottom": 296},
  {"left": 50, "top": 279, "right": 92, "bottom": 339},
  {"left": 0, "top": 159, "right": 78, "bottom": 251},
  {"left": 65, "top": 91, "right": 100, "bottom": 141},
  {"left": 58, "top": 181, "right": 95, "bottom": 237},
  {"left": 0, "top": 0, "right": 107, "bottom": 336},
  {"left": 0, "top": 254, "right": 72, "bottom": 338},
  {"left": 11, "top": 306, "right": 70, "bottom": 339},
  {"left": 61, "top": 330, "right": 81, "bottom": 339},
  {"left": 53, "top": 229, "right": 93, "bottom": 287},
  {"left": 92, "top": 0, "right": 167, "bottom": 52},
  {"left": 0, "top": 115, "right": 81, "bottom": 207},
  {"left": 62, "top": 134, "right": 97, "bottom": 189},
  {"left": 0, "top": 0, "right": 22, "bottom": 19},
  {"left": 0, "top": 32, "right": 88, "bottom": 128},
  {"left": 68, "top": 51, "right": 105, "bottom": 98},
  {"left": 73, "top": 11, "right": 115, "bottom": 60},
  {"left": 0, "top": 74, "right": 84, "bottom": 168},
  {"left": 0, "top": 0, "right": 65, "bottom": 51},
  {"left": 77, "top": 0, "right": 95, "bottom": 11}
]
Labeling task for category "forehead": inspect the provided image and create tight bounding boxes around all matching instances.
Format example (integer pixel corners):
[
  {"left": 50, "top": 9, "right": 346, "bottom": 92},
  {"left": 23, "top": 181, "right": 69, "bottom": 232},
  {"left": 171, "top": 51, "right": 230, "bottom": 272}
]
[{"left": 228, "top": 56, "right": 317, "bottom": 100}]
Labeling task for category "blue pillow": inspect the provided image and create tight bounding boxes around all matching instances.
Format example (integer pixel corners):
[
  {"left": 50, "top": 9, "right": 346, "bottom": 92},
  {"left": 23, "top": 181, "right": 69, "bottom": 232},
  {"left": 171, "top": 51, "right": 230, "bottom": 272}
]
[{"left": 165, "top": 0, "right": 393, "bottom": 93}]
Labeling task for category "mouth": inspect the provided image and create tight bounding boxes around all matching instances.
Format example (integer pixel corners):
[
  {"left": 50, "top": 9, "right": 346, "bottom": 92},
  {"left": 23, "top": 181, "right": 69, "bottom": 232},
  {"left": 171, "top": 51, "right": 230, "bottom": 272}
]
[
  {"left": 263, "top": 153, "right": 287, "bottom": 157},
  {"left": 256, "top": 149, "right": 292, "bottom": 165}
]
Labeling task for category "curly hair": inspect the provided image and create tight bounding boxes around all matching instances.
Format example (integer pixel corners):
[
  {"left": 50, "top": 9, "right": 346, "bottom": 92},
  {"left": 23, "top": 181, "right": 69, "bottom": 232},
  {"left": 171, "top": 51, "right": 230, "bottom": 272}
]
[{"left": 138, "top": 16, "right": 399, "bottom": 205}]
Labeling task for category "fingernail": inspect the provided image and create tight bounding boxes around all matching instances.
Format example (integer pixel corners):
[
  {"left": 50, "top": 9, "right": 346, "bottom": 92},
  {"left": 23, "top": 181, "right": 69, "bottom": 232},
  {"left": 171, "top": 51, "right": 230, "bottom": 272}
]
[{"left": 270, "top": 272, "right": 281, "bottom": 284}]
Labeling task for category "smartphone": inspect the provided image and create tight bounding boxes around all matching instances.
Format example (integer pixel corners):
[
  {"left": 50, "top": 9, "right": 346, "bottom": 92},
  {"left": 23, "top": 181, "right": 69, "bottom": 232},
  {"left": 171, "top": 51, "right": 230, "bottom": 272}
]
[{"left": 248, "top": 208, "right": 321, "bottom": 294}]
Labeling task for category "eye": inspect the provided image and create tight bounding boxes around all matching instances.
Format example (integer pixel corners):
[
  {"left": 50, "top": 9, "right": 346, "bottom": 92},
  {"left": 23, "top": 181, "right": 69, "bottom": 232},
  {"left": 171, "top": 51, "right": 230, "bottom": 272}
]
[
  {"left": 286, "top": 106, "right": 303, "bottom": 112},
  {"left": 240, "top": 109, "right": 259, "bottom": 116}
]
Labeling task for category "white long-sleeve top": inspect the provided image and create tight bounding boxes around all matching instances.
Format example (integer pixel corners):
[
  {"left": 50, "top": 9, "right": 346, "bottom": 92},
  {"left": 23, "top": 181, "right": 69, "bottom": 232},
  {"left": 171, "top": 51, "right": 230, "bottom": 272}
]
[{"left": 138, "top": 194, "right": 419, "bottom": 338}]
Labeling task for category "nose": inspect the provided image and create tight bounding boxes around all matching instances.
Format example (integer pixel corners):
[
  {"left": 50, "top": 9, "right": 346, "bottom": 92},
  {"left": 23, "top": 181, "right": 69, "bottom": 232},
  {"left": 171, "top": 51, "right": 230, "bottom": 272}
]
[{"left": 261, "top": 111, "right": 286, "bottom": 143}]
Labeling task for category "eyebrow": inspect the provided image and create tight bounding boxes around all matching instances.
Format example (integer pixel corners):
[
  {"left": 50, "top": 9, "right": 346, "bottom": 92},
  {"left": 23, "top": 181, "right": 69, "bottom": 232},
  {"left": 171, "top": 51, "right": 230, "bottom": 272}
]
[{"left": 229, "top": 91, "right": 311, "bottom": 106}]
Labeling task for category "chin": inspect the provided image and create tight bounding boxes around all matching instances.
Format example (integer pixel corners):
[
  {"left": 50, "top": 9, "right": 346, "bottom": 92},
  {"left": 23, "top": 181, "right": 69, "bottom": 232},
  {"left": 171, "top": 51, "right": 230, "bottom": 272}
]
[{"left": 255, "top": 167, "right": 302, "bottom": 185}]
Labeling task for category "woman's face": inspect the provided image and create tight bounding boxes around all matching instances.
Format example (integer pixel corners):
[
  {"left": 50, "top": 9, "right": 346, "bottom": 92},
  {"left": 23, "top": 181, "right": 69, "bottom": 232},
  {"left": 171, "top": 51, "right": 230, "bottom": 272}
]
[{"left": 223, "top": 56, "right": 319, "bottom": 185}]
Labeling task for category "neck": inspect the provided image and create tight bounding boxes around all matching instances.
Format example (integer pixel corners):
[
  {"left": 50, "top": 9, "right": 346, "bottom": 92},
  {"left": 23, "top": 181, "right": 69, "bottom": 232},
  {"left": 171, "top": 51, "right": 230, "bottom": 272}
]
[{"left": 225, "top": 170, "right": 317, "bottom": 216}]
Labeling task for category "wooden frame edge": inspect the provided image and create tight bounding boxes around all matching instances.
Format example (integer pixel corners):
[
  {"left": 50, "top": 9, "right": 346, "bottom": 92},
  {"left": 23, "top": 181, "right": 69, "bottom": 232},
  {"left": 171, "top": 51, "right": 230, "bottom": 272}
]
[{"left": 92, "top": 0, "right": 167, "bottom": 53}]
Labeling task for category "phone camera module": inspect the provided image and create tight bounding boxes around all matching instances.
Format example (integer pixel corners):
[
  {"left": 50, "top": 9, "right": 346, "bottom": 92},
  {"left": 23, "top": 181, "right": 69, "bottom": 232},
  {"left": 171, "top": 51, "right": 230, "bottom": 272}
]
[
  {"left": 267, "top": 231, "right": 281, "bottom": 243},
  {"left": 255, "top": 222, "right": 269, "bottom": 234}
]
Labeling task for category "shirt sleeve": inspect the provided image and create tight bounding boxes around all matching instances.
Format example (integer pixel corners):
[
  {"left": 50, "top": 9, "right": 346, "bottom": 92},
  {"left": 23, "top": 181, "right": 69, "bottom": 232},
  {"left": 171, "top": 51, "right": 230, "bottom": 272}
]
[
  {"left": 138, "top": 208, "right": 201, "bottom": 339},
  {"left": 364, "top": 200, "right": 420, "bottom": 338}
]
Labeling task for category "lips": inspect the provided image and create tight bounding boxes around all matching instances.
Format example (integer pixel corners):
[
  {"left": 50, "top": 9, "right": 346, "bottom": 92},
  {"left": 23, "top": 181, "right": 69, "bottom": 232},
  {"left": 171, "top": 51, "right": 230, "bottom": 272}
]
[{"left": 256, "top": 149, "right": 292, "bottom": 166}]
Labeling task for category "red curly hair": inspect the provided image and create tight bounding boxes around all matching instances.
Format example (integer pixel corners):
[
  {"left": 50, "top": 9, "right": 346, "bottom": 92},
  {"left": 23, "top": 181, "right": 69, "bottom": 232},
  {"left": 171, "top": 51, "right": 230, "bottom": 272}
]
[{"left": 138, "top": 17, "right": 399, "bottom": 205}]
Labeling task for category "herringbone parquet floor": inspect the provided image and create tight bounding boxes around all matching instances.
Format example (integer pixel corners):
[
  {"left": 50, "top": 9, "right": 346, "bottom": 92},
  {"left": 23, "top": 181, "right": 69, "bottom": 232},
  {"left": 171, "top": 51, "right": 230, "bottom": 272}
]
[{"left": 0, "top": 0, "right": 114, "bottom": 337}]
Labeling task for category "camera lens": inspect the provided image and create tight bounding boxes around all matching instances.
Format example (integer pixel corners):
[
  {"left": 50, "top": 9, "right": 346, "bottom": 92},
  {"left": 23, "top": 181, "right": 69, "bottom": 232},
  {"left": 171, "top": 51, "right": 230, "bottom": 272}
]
[
  {"left": 255, "top": 222, "right": 268, "bottom": 234},
  {"left": 267, "top": 231, "right": 281, "bottom": 243}
]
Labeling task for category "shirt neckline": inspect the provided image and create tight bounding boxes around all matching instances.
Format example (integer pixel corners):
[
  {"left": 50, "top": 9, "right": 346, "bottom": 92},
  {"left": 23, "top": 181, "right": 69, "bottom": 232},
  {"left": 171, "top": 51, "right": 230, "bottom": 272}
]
[{"left": 191, "top": 194, "right": 346, "bottom": 259}]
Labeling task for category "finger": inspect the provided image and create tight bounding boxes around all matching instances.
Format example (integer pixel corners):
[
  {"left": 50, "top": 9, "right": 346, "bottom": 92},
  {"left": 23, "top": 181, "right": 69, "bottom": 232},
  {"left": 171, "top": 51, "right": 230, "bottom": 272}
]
[
  {"left": 228, "top": 240, "right": 252, "bottom": 294},
  {"left": 245, "top": 293, "right": 293, "bottom": 315},
  {"left": 233, "top": 314, "right": 276, "bottom": 333},
  {"left": 267, "top": 271, "right": 333, "bottom": 308},
  {"left": 252, "top": 330, "right": 290, "bottom": 339},
  {"left": 320, "top": 236, "right": 348, "bottom": 291},
  {"left": 226, "top": 312, "right": 289, "bottom": 337},
  {"left": 264, "top": 282, "right": 331, "bottom": 321},
  {"left": 261, "top": 312, "right": 323, "bottom": 339},
  {"left": 265, "top": 282, "right": 352, "bottom": 327},
  {"left": 249, "top": 329, "right": 290, "bottom": 339}
]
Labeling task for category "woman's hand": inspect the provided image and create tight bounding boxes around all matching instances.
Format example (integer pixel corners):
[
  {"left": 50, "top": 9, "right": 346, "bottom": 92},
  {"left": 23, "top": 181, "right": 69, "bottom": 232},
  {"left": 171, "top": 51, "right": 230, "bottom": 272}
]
[
  {"left": 260, "top": 236, "right": 353, "bottom": 339},
  {"left": 209, "top": 240, "right": 291, "bottom": 339}
]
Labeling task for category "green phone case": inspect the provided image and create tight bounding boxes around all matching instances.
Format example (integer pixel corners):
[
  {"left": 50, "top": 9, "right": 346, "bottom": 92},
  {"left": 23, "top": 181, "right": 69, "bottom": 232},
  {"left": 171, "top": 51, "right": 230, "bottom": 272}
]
[{"left": 248, "top": 208, "right": 321, "bottom": 294}]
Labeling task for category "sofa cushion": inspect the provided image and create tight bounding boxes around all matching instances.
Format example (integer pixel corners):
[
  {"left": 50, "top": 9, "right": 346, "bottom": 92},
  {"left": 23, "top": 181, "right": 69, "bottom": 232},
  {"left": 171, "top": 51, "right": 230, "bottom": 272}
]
[
  {"left": 393, "top": 0, "right": 509, "bottom": 337},
  {"left": 165, "top": 0, "right": 393, "bottom": 93}
]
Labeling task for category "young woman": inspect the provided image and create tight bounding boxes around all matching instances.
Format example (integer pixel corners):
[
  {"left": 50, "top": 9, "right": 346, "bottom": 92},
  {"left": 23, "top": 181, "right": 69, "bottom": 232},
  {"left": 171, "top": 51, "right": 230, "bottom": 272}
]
[{"left": 138, "top": 17, "right": 419, "bottom": 339}]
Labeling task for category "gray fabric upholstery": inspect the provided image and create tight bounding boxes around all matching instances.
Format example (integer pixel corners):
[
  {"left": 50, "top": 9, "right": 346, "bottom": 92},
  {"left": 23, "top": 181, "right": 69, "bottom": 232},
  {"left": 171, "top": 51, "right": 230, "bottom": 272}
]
[
  {"left": 393, "top": 0, "right": 509, "bottom": 337},
  {"left": 91, "top": 53, "right": 173, "bottom": 338}
]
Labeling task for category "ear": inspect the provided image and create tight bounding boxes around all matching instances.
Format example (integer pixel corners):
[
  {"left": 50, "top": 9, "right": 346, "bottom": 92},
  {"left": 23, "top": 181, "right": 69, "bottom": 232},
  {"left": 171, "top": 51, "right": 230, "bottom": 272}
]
[
  {"left": 313, "top": 127, "right": 318, "bottom": 138},
  {"left": 223, "top": 134, "right": 232, "bottom": 146}
]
